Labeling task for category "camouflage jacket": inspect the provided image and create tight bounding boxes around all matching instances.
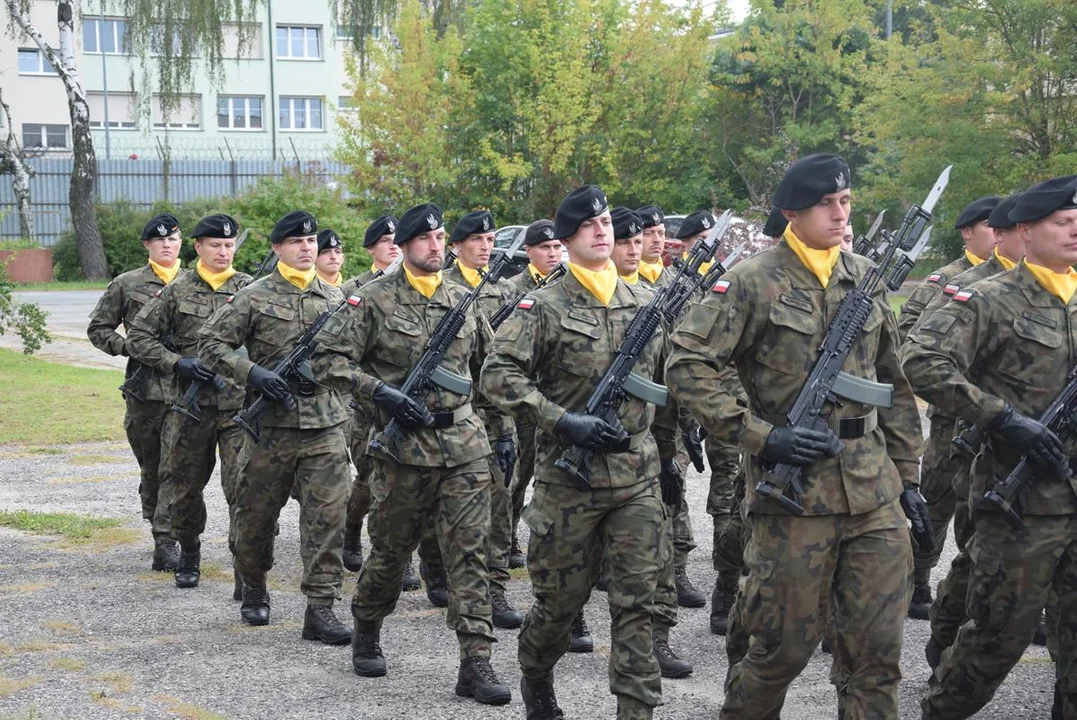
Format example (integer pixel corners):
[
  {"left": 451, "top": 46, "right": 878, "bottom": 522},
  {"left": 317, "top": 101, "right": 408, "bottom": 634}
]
[
  {"left": 197, "top": 270, "right": 348, "bottom": 429},
  {"left": 904, "top": 254, "right": 1007, "bottom": 341},
  {"left": 87, "top": 264, "right": 184, "bottom": 403},
  {"left": 903, "top": 262, "right": 1077, "bottom": 516},
  {"left": 444, "top": 263, "right": 515, "bottom": 321},
  {"left": 665, "top": 240, "right": 923, "bottom": 516},
  {"left": 127, "top": 270, "right": 251, "bottom": 411},
  {"left": 479, "top": 271, "right": 674, "bottom": 489},
  {"left": 320, "top": 269, "right": 507, "bottom": 467},
  {"left": 896, "top": 254, "right": 974, "bottom": 343}
]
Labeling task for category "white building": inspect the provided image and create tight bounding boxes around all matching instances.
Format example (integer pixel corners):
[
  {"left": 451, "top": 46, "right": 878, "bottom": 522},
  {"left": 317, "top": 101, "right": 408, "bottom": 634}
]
[{"left": 1, "top": 0, "right": 363, "bottom": 160}]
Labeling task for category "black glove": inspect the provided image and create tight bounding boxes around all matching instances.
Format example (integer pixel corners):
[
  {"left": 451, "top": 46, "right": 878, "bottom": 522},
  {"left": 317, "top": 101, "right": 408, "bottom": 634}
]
[
  {"left": 174, "top": 357, "right": 216, "bottom": 382},
  {"left": 761, "top": 425, "right": 843, "bottom": 466},
  {"left": 682, "top": 420, "right": 705, "bottom": 473},
  {"left": 900, "top": 484, "right": 935, "bottom": 554},
  {"left": 989, "top": 405, "right": 1066, "bottom": 469},
  {"left": 247, "top": 365, "right": 291, "bottom": 403},
  {"left": 495, "top": 434, "right": 516, "bottom": 486},
  {"left": 660, "top": 458, "right": 685, "bottom": 508},
  {"left": 371, "top": 381, "right": 434, "bottom": 428},
  {"left": 555, "top": 412, "right": 622, "bottom": 450}
]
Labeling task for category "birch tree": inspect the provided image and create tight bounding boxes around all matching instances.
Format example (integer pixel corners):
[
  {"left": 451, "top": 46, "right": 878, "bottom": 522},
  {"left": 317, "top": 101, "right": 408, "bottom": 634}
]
[{"left": 0, "top": 87, "right": 36, "bottom": 241}]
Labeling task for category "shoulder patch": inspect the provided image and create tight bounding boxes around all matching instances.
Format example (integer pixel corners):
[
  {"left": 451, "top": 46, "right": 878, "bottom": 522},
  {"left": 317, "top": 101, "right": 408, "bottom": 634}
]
[
  {"left": 518, "top": 296, "right": 536, "bottom": 310},
  {"left": 347, "top": 295, "right": 362, "bottom": 306},
  {"left": 943, "top": 284, "right": 960, "bottom": 296},
  {"left": 712, "top": 279, "right": 731, "bottom": 294},
  {"left": 926, "top": 273, "right": 942, "bottom": 283},
  {"left": 952, "top": 290, "right": 974, "bottom": 303}
]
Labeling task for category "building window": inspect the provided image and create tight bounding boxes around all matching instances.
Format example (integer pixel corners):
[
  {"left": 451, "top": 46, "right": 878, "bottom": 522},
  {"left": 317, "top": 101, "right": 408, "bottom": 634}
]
[
  {"left": 152, "top": 94, "right": 202, "bottom": 130},
  {"left": 279, "top": 97, "right": 324, "bottom": 131},
  {"left": 83, "top": 17, "right": 128, "bottom": 54},
  {"left": 276, "top": 26, "right": 320, "bottom": 59},
  {"left": 22, "top": 123, "right": 68, "bottom": 149},
  {"left": 217, "top": 96, "right": 263, "bottom": 130},
  {"left": 222, "top": 22, "right": 263, "bottom": 59},
  {"left": 17, "top": 48, "right": 55, "bottom": 75},
  {"left": 87, "top": 92, "right": 138, "bottom": 129},
  {"left": 150, "top": 24, "right": 189, "bottom": 57},
  {"left": 335, "top": 24, "right": 380, "bottom": 40},
  {"left": 338, "top": 95, "right": 357, "bottom": 111}
]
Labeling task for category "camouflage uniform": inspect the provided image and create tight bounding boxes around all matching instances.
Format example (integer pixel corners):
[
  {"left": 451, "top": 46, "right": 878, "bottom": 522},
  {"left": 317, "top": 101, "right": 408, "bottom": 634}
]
[
  {"left": 666, "top": 241, "right": 923, "bottom": 719},
  {"left": 127, "top": 269, "right": 251, "bottom": 553},
  {"left": 198, "top": 270, "right": 350, "bottom": 604},
  {"left": 506, "top": 268, "right": 545, "bottom": 536},
  {"left": 480, "top": 271, "right": 671, "bottom": 719},
  {"left": 320, "top": 269, "right": 505, "bottom": 660},
  {"left": 87, "top": 265, "right": 182, "bottom": 540},
  {"left": 904, "top": 262, "right": 1077, "bottom": 718}
]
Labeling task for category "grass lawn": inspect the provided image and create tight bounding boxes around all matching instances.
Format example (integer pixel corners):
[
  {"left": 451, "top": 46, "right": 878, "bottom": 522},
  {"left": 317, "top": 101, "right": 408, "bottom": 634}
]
[
  {"left": 0, "top": 349, "right": 125, "bottom": 445},
  {"left": 15, "top": 280, "right": 110, "bottom": 291},
  {"left": 0, "top": 510, "right": 122, "bottom": 539}
]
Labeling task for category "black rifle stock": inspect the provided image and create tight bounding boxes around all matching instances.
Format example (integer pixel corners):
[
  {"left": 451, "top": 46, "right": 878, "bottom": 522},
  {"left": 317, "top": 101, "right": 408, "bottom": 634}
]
[{"left": 489, "top": 264, "right": 567, "bottom": 331}]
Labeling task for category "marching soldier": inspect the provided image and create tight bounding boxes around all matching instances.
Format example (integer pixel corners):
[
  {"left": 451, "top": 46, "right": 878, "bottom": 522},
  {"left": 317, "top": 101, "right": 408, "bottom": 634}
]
[
  {"left": 666, "top": 155, "right": 925, "bottom": 718},
  {"left": 314, "top": 228, "right": 345, "bottom": 287},
  {"left": 904, "top": 175, "right": 1077, "bottom": 719},
  {"left": 87, "top": 213, "right": 185, "bottom": 571},
  {"left": 635, "top": 205, "right": 670, "bottom": 287},
  {"left": 127, "top": 214, "right": 250, "bottom": 592},
  {"left": 198, "top": 210, "right": 352, "bottom": 645}
]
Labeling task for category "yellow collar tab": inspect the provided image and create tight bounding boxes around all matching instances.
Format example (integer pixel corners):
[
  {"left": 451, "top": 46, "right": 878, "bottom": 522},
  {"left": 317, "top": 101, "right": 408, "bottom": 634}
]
[
  {"left": 458, "top": 263, "right": 486, "bottom": 288},
  {"left": 196, "top": 260, "right": 236, "bottom": 291},
  {"left": 1025, "top": 260, "right": 1077, "bottom": 305},
  {"left": 277, "top": 261, "right": 317, "bottom": 291},
  {"left": 994, "top": 246, "right": 1017, "bottom": 271},
  {"left": 638, "top": 259, "right": 663, "bottom": 284},
  {"left": 965, "top": 248, "right": 985, "bottom": 266},
  {"left": 149, "top": 259, "right": 180, "bottom": 285},
  {"left": 568, "top": 261, "right": 618, "bottom": 306},
  {"left": 619, "top": 271, "right": 639, "bottom": 285},
  {"left": 404, "top": 264, "right": 442, "bottom": 299},
  {"left": 318, "top": 270, "right": 343, "bottom": 287},
  {"left": 527, "top": 263, "right": 547, "bottom": 283},
  {"left": 784, "top": 226, "right": 840, "bottom": 288}
]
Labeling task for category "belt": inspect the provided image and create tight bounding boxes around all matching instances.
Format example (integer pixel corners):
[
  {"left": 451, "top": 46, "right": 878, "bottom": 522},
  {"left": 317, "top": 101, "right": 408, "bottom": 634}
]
[
  {"left": 609, "top": 429, "right": 651, "bottom": 453},
  {"left": 430, "top": 403, "right": 474, "bottom": 429},
  {"left": 832, "top": 409, "right": 878, "bottom": 439},
  {"left": 290, "top": 378, "right": 318, "bottom": 397}
]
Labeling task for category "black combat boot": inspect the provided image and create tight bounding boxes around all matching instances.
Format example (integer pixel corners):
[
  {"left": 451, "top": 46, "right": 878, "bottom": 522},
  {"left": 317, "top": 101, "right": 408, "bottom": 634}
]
[
  {"left": 509, "top": 533, "right": 526, "bottom": 569},
  {"left": 820, "top": 636, "right": 832, "bottom": 654},
  {"left": 352, "top": 620, "right": 387, "bottom": 677},
  {"left": 401, "top": 559, "right": 421, "bottom": 592},
  {"left": 675, "top": 566, "right": 707, "bottom": 608},
  {"left": 174, "top": 542, "right": 200, "bottom": 589},
  {"left": 151, "top": 536, "right": 180, "bottom": 572},
  {"left": 240, "top": 585, "right": 270, "bottom": 626},
  {"left": 908, "top": 567, "right": 933, "bottom": 620},
  {"left": 653, "top": 629, "right": 693, "bottom": 679},
  {"left": 522, "top": 676, "right": 565, "bottom": 720},
  {"left": 1033, "top": 614, "right": 1049, "bottom": 646},
  {"left": 568, "top": 610, "right": 593, "bottom": 653},
  {"left": 709, "top": 570, "right": 738, "bottom": 635},
  {"left": 491, "top": 590, "right": 524, "bottom": 629},
  {"left": 302, "top": 603, "right": 352, "bottom": 645},
  {"left": 342, "top": 524, "right": 364, "bottom": 573},
  {"left": 455, "top": 657, "right": 511, "bottom": 705},
  {"left": 420, "top": 561, "right": 449, "bottom": 608}
]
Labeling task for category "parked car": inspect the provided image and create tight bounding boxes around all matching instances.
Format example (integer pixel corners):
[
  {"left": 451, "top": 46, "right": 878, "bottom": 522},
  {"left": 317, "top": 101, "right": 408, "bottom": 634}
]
[{"left": 491, "top": 224, "right": 569, "bottom": 278}]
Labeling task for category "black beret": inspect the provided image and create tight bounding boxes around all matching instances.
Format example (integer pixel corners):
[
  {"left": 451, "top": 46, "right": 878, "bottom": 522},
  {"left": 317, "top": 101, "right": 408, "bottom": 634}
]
[
  {"left": 987, "top": 194, "right": 1021, "bottom": 230},
  {"left": 270, "top": 210, "right": 317, "bottom": 244},
  {"left": 1009, "top": 176, "right": 1077, "bottom": 224},
  {"left": 554, "top": 185, "right": 609, "bottom": 240},
  {"left": 363, "top": 215, "right": 398, "bottom": 247},
  {"left": 611, "top": 207, "right": 644, "bottom": 240},
  {"left": 762, "top": 206, "right": 788, "bottom": 238},
  {"left": 953, "top": 196, "right": 1001, "bottom": 229},
  {"left": 449, "top": 210, "right": 495, "bottom": 244},
  {"left": 773, "top": 154, "right": 851, "bottom": 211},
  {"left": 190, "top": 213, "right": 238, "bottom": 240},
  {"left": 524, "top": 219, "right": 556, "bottom": 246},
  {"left": 675, "top": 210, "right": 716, "bottom": 240},
  {"left": 317, "top": 228, "right": 342, "bottom": 253},
  {"left": 636, "top": 205, "right": 665, "bottom": 229},
  {"left": 141, "top": 213, "right": 180, "bottom": 240},
  {"left": 395, "top": 203, "right": 444, "bottom": 245}
]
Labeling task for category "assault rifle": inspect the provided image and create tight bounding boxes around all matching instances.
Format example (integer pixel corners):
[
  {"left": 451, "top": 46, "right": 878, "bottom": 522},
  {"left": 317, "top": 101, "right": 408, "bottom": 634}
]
[
  {"left": 852, "top": 211, "right": 886, "bottom": 258},
  {"left": 755, "top": 166, "right": 951, "bottom": 515},
  {"left": 554, "top": 211, "right": 736, "bottom": 488},
  {"left": 119, "top": 329, "right": 175, "bottom": 402},
  {"left": 951, "top": 420, "right": 983, "bottom": 460},
  {"left": 368, "top": 232, "right": 527, "bottom": 465},
  {"left": 981, "top": 366, "right": 1077, "bottom": 531},
  {"left": 489, "top": 264, "right": 568, "bottom": 331}
]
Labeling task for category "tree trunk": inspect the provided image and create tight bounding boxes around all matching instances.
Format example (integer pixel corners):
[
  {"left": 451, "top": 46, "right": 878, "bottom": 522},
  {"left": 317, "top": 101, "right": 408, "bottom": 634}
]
[{"left": 0, "top": 88, "right": 36, "bottom": 240}]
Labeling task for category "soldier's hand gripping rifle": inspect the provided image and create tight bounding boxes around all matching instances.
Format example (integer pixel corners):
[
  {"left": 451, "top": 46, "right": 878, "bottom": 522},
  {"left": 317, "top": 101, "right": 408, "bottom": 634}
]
[
  {"left": 980, "top": 367, "right": 1077, "bottom": 532},
  {"left": 754, "top": 166, "right": 951, "bottom": 518},
  {"left": 489, "top": 264, "right": 568, "bottom": 331},
  {"left": 368, "top": 233, "right": 527, "bottom": 465},
  {"left": 554, "top": 211, "right": 736, "bottom": 489},
  {"left": 119, "top": 329, "right": 176, "bottom": 402}
]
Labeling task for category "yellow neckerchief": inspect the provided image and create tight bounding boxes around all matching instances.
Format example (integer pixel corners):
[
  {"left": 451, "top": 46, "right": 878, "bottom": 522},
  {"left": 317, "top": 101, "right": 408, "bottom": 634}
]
[
  {"left": 994, "top": 246, "right": 1017, "bottom": 271},
  {"left": 458, "top": 263, "right": 487, "bottom": 289},
  {"left": 277, "top": 261, "right": 317, "bottom": 291},
  {"left": 638, "top": 259, "right": 663, "bottom": 284},
  {"left": 527, "top": 263, "right": 547, "bottom": 283},
  {"left": 619, "top": 270, "right": 639, "bottom": 285},
  {"left": 149, "top": 259, "right": 180, "bottom": 285},
  {"left": 1024, "top": 260, "right": 1077, "bottom": 304},
  {"left": 196, "top": 260, "right": 236, "bottom": 292},
  {"left": 784, "top": 225, "right": 840, "bottom": 289},
  {"left": 965, "top": 248, "right": 985, "bottom": 266},
  {"left": 680, "top": 251, "right": 712, "bottom": 275},
  {"left": 568, "top": 261, "right": 618, "bottom": 306},
  {"left": 317, "top": 270, "right": 343, "bottom": 287},
  {"left": 404, "top": 264, "right": 442, "bottom": 299}
]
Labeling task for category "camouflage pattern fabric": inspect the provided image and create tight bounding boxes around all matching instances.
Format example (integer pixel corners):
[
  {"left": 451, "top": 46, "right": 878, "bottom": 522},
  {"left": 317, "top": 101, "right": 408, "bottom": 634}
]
[
  {"left": 896, "top": 254, "right": 974, "bottom": 344},
  {"left": 511, "top": 421, "right": 537, "bottom": 536},
  {"left": 706, "top": 436, "right": 742, "bottom": 540},
  {"left": 653, "top": 497, "right": 678, "bottom": 632},
  {"left": 122, "top": 398, "right": 173, "bottom": 538}
]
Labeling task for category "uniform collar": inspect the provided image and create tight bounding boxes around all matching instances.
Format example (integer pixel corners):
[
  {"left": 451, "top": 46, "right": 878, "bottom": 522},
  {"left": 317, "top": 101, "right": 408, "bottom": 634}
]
[
  {"left": 265, "top": 267, "right": 334, "bottom": 298},
  {"left": 559, "top": 267, "right": 642, "bottom": 310},
  {"left": 1014, "top": 261, "right": 1066, "bottom": 308}
]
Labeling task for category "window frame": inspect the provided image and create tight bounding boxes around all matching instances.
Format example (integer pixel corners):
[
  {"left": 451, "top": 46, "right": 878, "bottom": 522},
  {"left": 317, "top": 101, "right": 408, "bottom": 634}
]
[
  {"left": 17, "top": 47, "right": 55, "bottom": 75},
  {"left": 83, "top": 17, "right": 129, "bottom": 55},
  {"left": 151, "top": 94, "right": 203, "bottom": 131},
  {"left": 278, "top": 96, "right": 325, "bottom": 132},
  {"left": 275, "top": 25, "right": 322, "bottom": 60},
  {"left": 216, "top": 95, "right": 265, "bottom": 131},
  {"left": 86, "top": 91, "right": 139, "bottom": 130},
  {"left": 22, "top": 123, "right": 70, "bottom": 150}
]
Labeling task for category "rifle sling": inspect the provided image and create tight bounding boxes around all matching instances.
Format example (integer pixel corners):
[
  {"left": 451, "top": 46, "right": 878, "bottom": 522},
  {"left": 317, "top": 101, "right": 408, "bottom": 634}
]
[
  {"left": 832, "top": 371, "right": 894, "bottom": 408},
  {"left": 831, "top": 409, "right": 878, "bottom": 439},
  {"left": 377, "top": 403, "right": 473, "bottom": 429}
]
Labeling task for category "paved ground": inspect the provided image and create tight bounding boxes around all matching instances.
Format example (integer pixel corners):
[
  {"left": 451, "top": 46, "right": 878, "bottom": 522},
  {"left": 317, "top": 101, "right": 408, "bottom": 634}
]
[{"left": 0, "top": 291, "right": 125, "bottom": 371}]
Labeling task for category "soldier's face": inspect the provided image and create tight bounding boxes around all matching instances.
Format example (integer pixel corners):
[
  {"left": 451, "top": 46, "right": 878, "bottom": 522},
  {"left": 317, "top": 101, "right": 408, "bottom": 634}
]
[
  {"left": 526, "top": 240, "right": 562, "bottom": 274},
  {"left": 784, "top": 189, "right": 851, "bottom": 249},
  {"left": 841, "top": 224, "right": 854, "bottom": 252},
  {"left": 316, "top": 246, "right": 344, "bottom": 277},
  {"left": 1021, "top": 208, "right": 1077, "bottom": 272},
  {"left": 144, "top": 230, "right": 181, "bottom": 267},
  {"left": 275, "top": 234, "right": 318, "bottom": 270},
  {"left": 454, "top": 232, "right": 495, "bottom": 269},
  {"left": 993, "top": 226, "right": 1024, "bottom": 263},
  {"left": 194, "top": 236, "right": 236, "bottom": 272},
  {"left": 369, "top": 234, "right": 399, "bottom": 269},
  {"left": 641, "top": 225, "right": 665, "bottom": 262},
  {"left": 961, "top": 220, "right": 999, "bottom": 260},
  {"left": 611, "top": 234, "right": 643, "bottom": 276},
  {"left": 564, "top": 212, "right": 613, "bottom": 270},
  {"left": 404, "top": 229, "right": 446, "bottom": 275}
]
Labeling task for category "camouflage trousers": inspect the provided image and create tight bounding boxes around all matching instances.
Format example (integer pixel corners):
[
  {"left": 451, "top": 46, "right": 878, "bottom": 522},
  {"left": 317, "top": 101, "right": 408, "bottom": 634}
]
[
  {"left": 915, "top": 414, "right": 962, "bottom": 575},
  {"left": 722, "top": 499, "right": 912, "bottom": 719},
  {"left": 353, "top": 457, "right": 495, "bottom": 659},
  {"left": 706, "top": 437, "right": 742, "bottom": 539},
  {"left": 922, "top": 512, "right": 1077, "bottom": 719},
  {"left": 345, "top": 413, "right": 375, "bottom": 537},
  {"left": 930, "top": 458, "right": 976, "bottom": 649},
  {"left": 511, "top": 422, "right": 538, "bottom": 534},
  {"left": 234, "top": 424, "right": 349, "bottom": 603},
  {"left": 123, "top": 397, "right": 172, "bottom": 538},
  {"left": 653, "top": 497, "right": 678, "bottom": 632},
  {"left": 519, "top": 478, "right": 664, "bottom": 713},
  {"left": 164, "top": 406, "right": 244, "bottom": 551}
]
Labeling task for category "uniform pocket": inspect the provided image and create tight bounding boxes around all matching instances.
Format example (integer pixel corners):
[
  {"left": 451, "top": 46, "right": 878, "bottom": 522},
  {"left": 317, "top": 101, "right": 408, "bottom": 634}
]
[
  {"left": 966, "top": 537, "right": 1008, "bottom": 633},
  {"left": 756, "top": 301, "right": 816, "bottom": 376},
  {"left": 739, "top": 536, "right": 782, "bottom": 644}
]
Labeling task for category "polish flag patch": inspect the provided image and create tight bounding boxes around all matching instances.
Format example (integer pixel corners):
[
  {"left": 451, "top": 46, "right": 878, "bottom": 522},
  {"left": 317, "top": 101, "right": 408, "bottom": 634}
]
[
  {"left": 712, "top": 279, "right": 731, "bottom": 294},
  {"left": 926, "top": 273, "right": 942, "bottom": 283},
  {"left": 226, "top": 295, "right": 235, "bottom": 303},
  {"left": 347, "top": 295, "right": 362, "bottom": 306},
  {"left": 953, "top": 290, "right": 974, "bottom": 303},
  {"left": 518, "top": 297, "right": 536, "bottom": 310},
  {"left": 943, "top": 284, "right": 960, "bottom": 296}
]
